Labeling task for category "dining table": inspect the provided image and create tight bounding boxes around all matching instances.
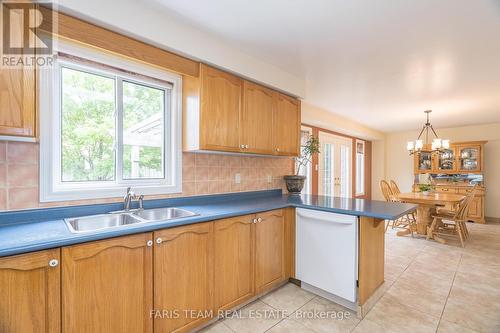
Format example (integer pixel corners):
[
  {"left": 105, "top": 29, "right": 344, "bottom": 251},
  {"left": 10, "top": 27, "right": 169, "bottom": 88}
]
[{"left": 395, "top": 192, "right": 465, "bottom": 236}]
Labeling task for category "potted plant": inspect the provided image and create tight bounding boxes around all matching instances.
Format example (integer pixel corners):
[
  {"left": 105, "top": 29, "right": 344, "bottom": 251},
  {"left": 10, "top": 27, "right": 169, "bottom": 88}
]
[
  {"left": 418, "top": 183, "right": 434, "bottom": 195},
  {"left": 284, "top": 135, "right": 320, "bottom": 194}
]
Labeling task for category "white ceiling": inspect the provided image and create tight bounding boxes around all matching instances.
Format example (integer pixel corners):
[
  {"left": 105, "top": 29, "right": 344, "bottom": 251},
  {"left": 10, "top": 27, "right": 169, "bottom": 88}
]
[{"left": 147, "top": 0, "right": 500, "bottom": 132}]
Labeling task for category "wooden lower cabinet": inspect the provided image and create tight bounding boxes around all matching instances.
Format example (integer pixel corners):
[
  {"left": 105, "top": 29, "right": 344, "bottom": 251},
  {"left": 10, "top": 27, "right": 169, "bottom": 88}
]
[
  {"left": 214, "top": 215, "right": 255, "bottom": 311},
  {"left": 468, "top": 196, "right": 484, "bottom": 223},
  {"left": 255, "top": 210, "right": 286, "bottom": 293},
  {"left": 62, "top": 233, "right": 153, "bottom": 333},
  {"left": 154, "top": 222, "right": 214, "bottom": 333},
  {"left": 0, "top": 210, "right": 291, "bottom": 333},
  {"left": 0, "top": 249, "right": 60, "bottom": 333}
]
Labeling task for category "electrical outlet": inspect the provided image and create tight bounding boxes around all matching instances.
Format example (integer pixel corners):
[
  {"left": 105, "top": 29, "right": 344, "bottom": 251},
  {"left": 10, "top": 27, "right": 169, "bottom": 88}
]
[
  {"left": 267, "top": 175, "right": 272, "bottom": 183},
  {"left": 235, "top": 173, "right": 241, "bottom": 184}
]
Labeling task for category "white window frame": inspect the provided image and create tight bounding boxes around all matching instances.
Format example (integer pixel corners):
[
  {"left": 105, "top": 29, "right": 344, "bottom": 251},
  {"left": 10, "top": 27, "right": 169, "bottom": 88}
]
[
  {"left": 355, "top": 139, "right": 365, "bottom": 197},
  {"left": 40, "top": 41, "right": 182, "bottom": 202}
]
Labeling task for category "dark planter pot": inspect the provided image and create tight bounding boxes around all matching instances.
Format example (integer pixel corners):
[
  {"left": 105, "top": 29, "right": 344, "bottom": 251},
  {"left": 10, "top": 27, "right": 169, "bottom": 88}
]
[{"left": 284, "top": 175, "right": 306, "bottom": 194}]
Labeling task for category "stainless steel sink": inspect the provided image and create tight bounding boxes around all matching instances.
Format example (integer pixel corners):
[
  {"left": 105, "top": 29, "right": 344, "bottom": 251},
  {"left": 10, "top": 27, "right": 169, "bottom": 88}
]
[
  {"left": 64, "top": 208, "right": 198, "bottom": 233},
  {"left": 132, "top": 207, "right": 198, "bottom": 222},
  {"left": 65, "top": 213, "right": 142, "bottom": 233}
]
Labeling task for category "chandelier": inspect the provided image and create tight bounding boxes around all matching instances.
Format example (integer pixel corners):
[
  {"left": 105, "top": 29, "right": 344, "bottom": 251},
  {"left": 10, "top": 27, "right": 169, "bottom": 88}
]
[{"left": 407, "top": 110, "right": 450, "bottom": 155}]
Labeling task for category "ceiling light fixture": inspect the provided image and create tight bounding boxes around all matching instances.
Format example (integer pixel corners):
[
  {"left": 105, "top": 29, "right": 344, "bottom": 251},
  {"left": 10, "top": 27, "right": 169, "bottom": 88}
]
[{"left": 407, "top": 110, "right": 449, "bottom": 155}]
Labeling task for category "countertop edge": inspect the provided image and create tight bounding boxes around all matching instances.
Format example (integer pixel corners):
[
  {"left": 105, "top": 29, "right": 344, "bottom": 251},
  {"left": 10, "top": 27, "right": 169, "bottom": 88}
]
[{"left": 0, "top": 194, "right": 417, "bottom": 257}]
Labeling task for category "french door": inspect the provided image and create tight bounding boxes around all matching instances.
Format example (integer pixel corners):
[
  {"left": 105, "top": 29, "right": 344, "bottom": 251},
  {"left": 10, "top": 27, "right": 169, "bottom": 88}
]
[{"left": 318, "top": 132, "right": 352, "bottom": 198}]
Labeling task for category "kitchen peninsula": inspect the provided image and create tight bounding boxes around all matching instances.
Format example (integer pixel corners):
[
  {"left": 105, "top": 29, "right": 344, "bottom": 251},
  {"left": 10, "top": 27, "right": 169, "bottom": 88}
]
[{"left": 0, "top": 190, "right": 415, "bottom": 332}]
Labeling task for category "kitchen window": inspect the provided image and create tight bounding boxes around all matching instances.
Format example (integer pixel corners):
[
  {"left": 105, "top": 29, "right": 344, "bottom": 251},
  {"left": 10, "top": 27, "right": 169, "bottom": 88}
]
[
  {"left": 355, "top": 140, "right": 365, "bottom": 196},
  {"left": 40, "top": 42, "right": 182, "bottom": 202}
]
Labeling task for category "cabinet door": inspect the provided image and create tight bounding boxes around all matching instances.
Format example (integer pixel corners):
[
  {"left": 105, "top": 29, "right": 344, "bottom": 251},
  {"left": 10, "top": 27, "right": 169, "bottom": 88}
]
[
  {"left": 154, "top": 222, "right": 214, "bottom": 333},
  {"left": 62, "top": 233, "right": 153, "bottom": 333},
  {"left": 272, "top": 93, "right": 300, "bottom": 156},
  {"left": 255, "top": 210, "right": 286, "bottom": 293},
  {"left": 414, "top": 151, "right": 433, "bottom": 173},
  {"left": 200, "top": 65, "right": 242, "bottom": 152},
  {"left": 435, "top": 148, "right": 457, "bottom": 173},
  {"left": 0, "top": 62, "right": 36, "bottom": 137},
  {"left": 457, "top": 145, "right": 482, "bottom": 172},
  {"left": 468, "top": 196, "right": 483, "bottom": 219},
  {"left": 214, "top": 215, "right": 254, "bottom": 311},
  {"left": 240, "top": 81, "right": 274, "bottom": 154},
  {"left": 0, "top": 249, "right": 60, "bottom": 333}
]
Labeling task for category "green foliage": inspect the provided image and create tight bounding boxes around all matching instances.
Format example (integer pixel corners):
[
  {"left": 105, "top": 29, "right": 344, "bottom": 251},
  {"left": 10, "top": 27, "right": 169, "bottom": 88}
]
[
  {"left": 61, "top": 67, "right": 165, "bottom": 182},
  {"left": 61, "top": 67, "right": 115, "bottom": 182},
  {"left": 295, "top": 135, "right": 320, "bottom": 175},
  {"left": 418, "top": 184, "right": 434, "bottom": 192},
  {"left": 122, "top": 81, "right": 165, "bottom": 179}
]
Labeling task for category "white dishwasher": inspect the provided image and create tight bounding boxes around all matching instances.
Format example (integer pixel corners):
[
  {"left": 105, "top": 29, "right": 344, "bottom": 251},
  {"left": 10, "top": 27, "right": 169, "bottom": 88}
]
[{"left": 295, "top": 208, "right": 358, "bottom": 304}]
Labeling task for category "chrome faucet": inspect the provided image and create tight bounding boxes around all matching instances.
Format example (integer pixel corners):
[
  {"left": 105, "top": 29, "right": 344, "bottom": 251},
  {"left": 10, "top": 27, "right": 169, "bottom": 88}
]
[
  {"left": 123, "top": 187, "right": 136, "bottom": 211},
  {"left": 138, "top": 195, "right": 145, "bottom": 210}
]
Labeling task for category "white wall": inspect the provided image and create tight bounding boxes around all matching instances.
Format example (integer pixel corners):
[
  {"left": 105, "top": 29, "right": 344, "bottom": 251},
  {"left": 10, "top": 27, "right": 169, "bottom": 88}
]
[
  {"left": 385, "top": 123, "right": 500, "bottom": 218},
  {"left": 57, "top": 0, "right": 305, "bottom": 97}
]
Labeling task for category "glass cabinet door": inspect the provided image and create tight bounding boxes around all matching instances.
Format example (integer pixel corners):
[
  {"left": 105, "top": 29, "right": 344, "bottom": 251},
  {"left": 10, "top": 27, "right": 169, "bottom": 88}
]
[
  {"left": 458, "top": 145, "right": 481, "bottom": 172},
  {"left": 436, "top": 148, "right": 456, "bottom": 173},
  {"left": 415, "top": 151, "right": 433, "bottom": 173}
]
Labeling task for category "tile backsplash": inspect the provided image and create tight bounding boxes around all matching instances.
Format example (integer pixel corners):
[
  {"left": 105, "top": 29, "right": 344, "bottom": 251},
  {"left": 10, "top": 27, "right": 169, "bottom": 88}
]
[{"left": 0, "top": 141, "right": 293, "bottom": 211}]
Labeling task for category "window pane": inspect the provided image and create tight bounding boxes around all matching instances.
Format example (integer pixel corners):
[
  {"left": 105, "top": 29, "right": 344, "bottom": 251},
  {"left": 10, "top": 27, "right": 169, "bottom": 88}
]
[
  {"left": 61, "top": 67, "right": 116, "bottom": 182},
  {"left": 122, "top": 81, "right": 165, "bottom": 179},
  {"left": 356, "top": 141, "right": 365, "bottom": 195}
]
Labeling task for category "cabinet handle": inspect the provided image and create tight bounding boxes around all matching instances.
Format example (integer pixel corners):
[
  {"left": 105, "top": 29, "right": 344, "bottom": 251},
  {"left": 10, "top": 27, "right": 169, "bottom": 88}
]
[
  {"left": 147, "top": 240, "right": 153, "bottom": 247},
  {"left": 257, "top": 217, "right": 263, "bottom": 223},
  {"left": 240, "top": 144, "right": 245, "bottom": 149},
  {"left": 156, "top": 238, "right": 163, "bottom": 244},
  {"left": 442, "top": 188, "right": 448, "bottom": 191},
  {"left": 48, "top": 259, "right": 59, "bottom": 267},
  {"left": 245, "top": 145, "right": 249, "bottom": 149},
  {"left": 252, "top": 218, "right": 257, "bottom": 224},
  {"left": 276, "top": 148, "right": 280, "bottom": 152}
]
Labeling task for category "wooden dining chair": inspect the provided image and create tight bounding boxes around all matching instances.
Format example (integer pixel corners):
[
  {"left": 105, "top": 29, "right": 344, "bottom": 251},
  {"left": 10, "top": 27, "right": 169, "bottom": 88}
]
[
  {"left": 380, "top": 180, "right": 394, "bottom": 202},
  {"left": 390, "top": 180, "right": 417, "bottom": 226},
  {"left": 380, "top": 180, "right": 415, "bottom": 236},
  {"left": 427, "top": 188, "right": 476, "bottom": 247},
  {"left": 389, "top": 180, "right": 401, "bottom": 195}
]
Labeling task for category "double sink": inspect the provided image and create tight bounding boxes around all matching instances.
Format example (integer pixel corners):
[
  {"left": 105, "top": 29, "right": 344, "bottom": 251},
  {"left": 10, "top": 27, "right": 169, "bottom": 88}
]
[{"left": 65, "top": 207, "right": 198, "bottom": 233}]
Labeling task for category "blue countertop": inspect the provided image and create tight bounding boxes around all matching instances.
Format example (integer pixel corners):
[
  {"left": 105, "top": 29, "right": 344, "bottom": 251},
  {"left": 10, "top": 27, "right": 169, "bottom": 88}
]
[{"left": 0, "top": 190, "right": 416, "bottom": 257}]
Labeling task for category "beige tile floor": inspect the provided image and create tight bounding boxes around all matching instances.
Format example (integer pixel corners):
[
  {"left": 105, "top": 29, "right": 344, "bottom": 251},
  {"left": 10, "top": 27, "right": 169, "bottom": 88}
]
[{"left": 200, "top": 222, "right": 500, "bottom": 333}]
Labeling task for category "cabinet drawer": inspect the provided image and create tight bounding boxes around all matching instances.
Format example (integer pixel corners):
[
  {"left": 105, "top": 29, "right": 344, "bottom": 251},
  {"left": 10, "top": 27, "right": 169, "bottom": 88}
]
[
  {"left": 457, "top": 188, "right": 484, "bottom": 196},
  {"left": 436, "top": 187, "right": 458, "bottom": 194}
]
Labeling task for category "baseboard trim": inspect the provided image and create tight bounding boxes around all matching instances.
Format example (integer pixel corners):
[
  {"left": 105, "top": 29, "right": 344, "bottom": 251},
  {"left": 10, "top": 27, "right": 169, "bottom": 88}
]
[{"left": 486, "top": 216, "right": 500, "bottom": 224}]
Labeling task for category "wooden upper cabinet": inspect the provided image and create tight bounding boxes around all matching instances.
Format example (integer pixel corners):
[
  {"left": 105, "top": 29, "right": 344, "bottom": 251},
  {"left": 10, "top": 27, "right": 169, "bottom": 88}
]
[
  {"left": 154, "top": 222, "right": 214, "bottom": 333},
  {"left": 255, "top": 209, "right": 286, "bottom": 293},
  {"left": 183, "top": 64, "right": 301, "bottom": 156},
  {"left": 413, "top": 141, "right": 487, "bottom": 174},
  {"left": 240, "top": 81, "right": 274, "bottom": 154},
  {"left": 273, "top": 93, "right": 301, "bottom": 156},
  {"left": 214, "top": 215, "right": 254, "bottom": 311},
  {"left": 62, "top": 233, "right": 153, "bottom": 333},
  {"left": 0, "top": 63, "right": 36, "bottom": 137},
  {"left": 0, "top": 249, "right": 60, "bottom": 333},
  {"left": 199, "top": 65, "right": 242, "bottom": 152}
]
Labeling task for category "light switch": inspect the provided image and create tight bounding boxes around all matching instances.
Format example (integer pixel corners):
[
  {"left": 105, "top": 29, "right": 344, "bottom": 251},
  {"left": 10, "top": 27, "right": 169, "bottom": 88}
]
[{"left": 235, "top": 173, "right": 241, "bottom": 184}]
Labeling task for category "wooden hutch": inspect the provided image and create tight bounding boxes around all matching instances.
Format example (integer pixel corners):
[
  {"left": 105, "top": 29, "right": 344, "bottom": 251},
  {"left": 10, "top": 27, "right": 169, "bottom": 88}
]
[{"left": 413, "top": 141, "right": 487, "bottom": 223}]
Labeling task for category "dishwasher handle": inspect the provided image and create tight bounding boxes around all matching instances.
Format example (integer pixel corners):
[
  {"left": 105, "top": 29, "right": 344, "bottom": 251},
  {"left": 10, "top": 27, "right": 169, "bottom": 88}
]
[{"left": 296, "top": 209, "right": 357, "bottom": 225}]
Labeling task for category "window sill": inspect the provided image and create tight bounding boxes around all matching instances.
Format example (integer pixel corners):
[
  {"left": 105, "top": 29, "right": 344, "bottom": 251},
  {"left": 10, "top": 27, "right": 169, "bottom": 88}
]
[{"left": 40, "top": 184, "right": 182, "bottom": 203}]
